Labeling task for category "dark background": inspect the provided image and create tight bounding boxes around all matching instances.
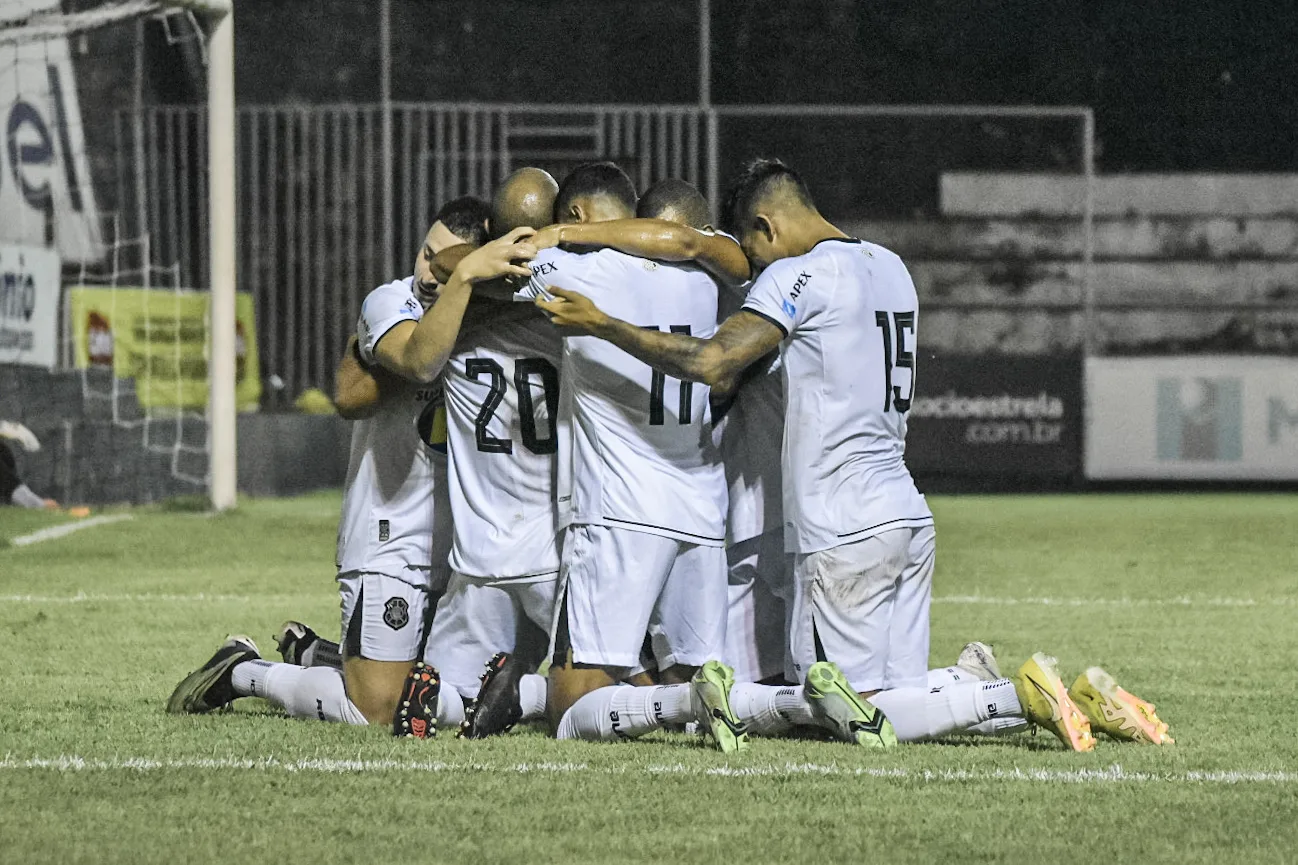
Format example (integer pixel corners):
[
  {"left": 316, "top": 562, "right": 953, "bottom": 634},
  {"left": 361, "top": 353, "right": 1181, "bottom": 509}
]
[{"left": 181, "top": 0, "right": 1298, "bottom": 172}]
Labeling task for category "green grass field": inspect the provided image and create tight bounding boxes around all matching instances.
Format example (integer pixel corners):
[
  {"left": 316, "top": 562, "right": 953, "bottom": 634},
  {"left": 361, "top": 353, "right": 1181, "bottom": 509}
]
[{"left": 2, "top": 492, "right": 1297, "bottom": 864}]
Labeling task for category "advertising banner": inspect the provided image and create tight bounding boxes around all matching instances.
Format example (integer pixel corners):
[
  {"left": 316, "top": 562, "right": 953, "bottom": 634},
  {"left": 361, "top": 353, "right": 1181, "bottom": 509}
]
[
  {"left": 67, "top": 287, "right": 261, "bottom": 411},
  {"left": 906, "top": 354, "right": 1082, "bottom": 479},
  {"left": 0, "top": 244, "right": 60, "bottom": 368},
  {"left": 1085, "top": 356, "right": 1298, "bottom": 480},
  {"left": 0, "top": 1, "right": 103, "bottom": 262}
]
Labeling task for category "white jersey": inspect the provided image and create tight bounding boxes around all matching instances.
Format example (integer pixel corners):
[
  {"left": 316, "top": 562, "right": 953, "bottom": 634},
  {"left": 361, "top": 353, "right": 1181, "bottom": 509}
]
[
  {"left": 444, "top": 307, "right": 562, "bottom": 580},
  {"left": 741, "top": 238, "right": 932, "bottom": 554},
  {"left": 525, "top": 247, "right": 727, "bottom": 546},
  {"left": 337, "top": 277, "right": 450, "bottom": 580},
  {"left": 716, "top": 279, "right": 784, "bottom": 545}
]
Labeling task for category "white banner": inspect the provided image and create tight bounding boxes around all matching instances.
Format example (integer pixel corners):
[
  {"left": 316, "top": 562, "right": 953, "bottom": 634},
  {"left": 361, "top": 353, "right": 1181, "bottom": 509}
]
[
  {"left": 0, "top": 244, "right": 61, "bottom": 368},
  {"left": 1086, "top": 356, "right": 1298, "bottom": 480},
  {"left": 0, "top": 0, "right": 103, "bottom": 262}
]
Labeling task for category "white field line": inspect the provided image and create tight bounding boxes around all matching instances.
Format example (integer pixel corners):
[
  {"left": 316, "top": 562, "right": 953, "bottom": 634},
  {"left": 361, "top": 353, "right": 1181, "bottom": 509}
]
[
  {"left": 0, "top": 592, "right": 1293, "bottom": 608},
  {"left": 9, "top": 514, "right": 134, "bottom": 547},
  {"left": 1, "top": 755, "right": 1294, "bottom": 786}
]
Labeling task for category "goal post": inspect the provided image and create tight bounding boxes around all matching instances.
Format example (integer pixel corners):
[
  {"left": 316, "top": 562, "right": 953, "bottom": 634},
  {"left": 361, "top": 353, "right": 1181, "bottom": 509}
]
[{"left": 2, "top": 0, "right": 237, "bottom": 511}]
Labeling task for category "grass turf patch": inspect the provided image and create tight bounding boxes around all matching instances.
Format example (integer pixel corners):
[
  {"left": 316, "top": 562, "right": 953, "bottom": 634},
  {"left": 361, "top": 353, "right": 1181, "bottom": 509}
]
[{"left": 2, "top": 492, "right": 1296, "bottom": 864}]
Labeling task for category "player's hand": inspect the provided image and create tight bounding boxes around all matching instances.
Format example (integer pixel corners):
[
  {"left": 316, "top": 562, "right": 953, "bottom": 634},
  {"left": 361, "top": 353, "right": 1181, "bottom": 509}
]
[
  {"left": 531, "top": 225, "right": 563, "bottom": 251},
  {"left": 534, "top": 287, "right": 609, "bottom": 335},
  {"left": 455, "top": 227, "right": 538, "bottom": 284}
]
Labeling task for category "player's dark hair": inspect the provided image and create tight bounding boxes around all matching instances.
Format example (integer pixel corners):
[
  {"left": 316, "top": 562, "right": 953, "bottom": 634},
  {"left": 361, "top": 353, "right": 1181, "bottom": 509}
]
[
  {"left": 720, "top": 158, "right": 815, "bottom": 236},
  {"left": 554, "top": 161, "right": 638, "bottom": 221},
  {"left": 435, "top": 195, "right": 491, "bottom": 246},
  {"left": 637, "top": 178, "right": 711, "bottom": 230}
]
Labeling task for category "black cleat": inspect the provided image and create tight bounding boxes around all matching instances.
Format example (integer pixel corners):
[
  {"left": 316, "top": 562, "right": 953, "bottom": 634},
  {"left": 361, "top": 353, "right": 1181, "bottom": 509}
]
[
  {"left": 274, "top": 620, "right": 318, "bottom": 665},
  {"left": 459, "top": 652, "right": 528, "bottom": 739},
  {"left": 393, "top": 662, "right": 440, "bottom": 739},
  {"left": 166, "top": 635, "right": 260, "bottom": 714}
]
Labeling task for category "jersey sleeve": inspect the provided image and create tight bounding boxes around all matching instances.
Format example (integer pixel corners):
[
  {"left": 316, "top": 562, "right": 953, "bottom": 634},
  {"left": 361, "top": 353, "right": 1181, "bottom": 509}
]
[
  {"left": 740, "top": 259, "right": 813, "bottom": 339},
  {"left": 515, "top": 247, "right": 568, "bottom": 302},
  {"left": 357, "top": 280, "right": 421, "bottom": 364}
]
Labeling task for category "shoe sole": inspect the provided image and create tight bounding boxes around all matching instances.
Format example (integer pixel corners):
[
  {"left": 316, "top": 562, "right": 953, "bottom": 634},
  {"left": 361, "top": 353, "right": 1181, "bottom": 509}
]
[
  {"left": 806, "top": 662, "right": 897, "bottom": 748},
  {"left": 459, "top": 653, "right": 522, "bottom": 740},
  {"left": 393, "top": 662, "right": 439, "bottom": 739},
  {"left": 1018, "top": 655, "right": 1095, "bottom": 752},
  {"left": 694, "top": 661, "right": 748, "bottom": 754},
  {"left": 166, "top": 636, "right": 258, "bottom": 715}
]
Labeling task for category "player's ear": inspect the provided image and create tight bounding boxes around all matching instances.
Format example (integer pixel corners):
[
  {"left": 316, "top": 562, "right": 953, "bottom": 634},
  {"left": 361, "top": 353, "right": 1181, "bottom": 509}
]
[
  {"left": 755, "top": 214, "right": 775, "bottom": 243},
  {"left": 569, "top": 202, "right": 586, "bottom": 223}
]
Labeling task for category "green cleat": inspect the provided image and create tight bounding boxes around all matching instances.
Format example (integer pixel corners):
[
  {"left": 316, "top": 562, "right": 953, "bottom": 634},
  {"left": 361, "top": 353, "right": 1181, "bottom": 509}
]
[
  {"left": 166, "top": 635, "right": 260, "bottom": 714},
  {"left": 690, "top": 660, "right": 749, "bottom": 753},
  {"left": 805, "top": 661, "right": 897, "bottom": 748}
]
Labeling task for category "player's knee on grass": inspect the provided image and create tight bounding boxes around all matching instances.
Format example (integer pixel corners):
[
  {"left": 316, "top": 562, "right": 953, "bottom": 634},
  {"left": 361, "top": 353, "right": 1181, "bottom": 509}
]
[
  {"left": 342, "top": 657, "right": 415, "bottom": 725},
  {"left": 546, "top": 652, "right": 618, "bottom": 732}
]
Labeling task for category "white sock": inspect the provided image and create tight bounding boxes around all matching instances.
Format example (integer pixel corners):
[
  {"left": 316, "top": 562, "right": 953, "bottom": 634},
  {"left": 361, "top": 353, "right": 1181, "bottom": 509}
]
[
  {"left": 927, "top": 666, "right": 978, "bottom": 688},
  {"left": 519, "top": 673, "right": 547, "bottom": 721},
  {"left": 232, "top": 660, "right": 368, "bottom": 725},
  {"left": 438, "top": 686, "right": 466, "bottom": 728},
  {"left": 967, "top": 716, "right": 1030, "bottom": 736},
  {"left": 11, "top": 483, "right": 46, "bottom": 509},
  {"left": 729, "top": 683, "right": 801, "bottom": 735},
  {"left": 869, "top": 679, "right": 1023, "bottom": 742},
  {"left": 555, "top": 685, "right": 693, "bottom": 742}
]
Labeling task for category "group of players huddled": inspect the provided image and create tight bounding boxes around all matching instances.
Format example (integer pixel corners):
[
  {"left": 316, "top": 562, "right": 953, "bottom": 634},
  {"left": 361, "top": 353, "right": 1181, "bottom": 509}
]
[{"left": 169, "top": 160, "right": 1172, "bottom": 752}]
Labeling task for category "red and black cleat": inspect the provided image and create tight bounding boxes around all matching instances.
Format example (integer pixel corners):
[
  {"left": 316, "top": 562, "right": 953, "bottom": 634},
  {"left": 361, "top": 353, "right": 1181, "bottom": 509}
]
[
  {"left": 393, "top": 662, "right": 440, "bottom": 739},
  {"left": 459, "top": 652, "right": 528, "bottom": 739}
]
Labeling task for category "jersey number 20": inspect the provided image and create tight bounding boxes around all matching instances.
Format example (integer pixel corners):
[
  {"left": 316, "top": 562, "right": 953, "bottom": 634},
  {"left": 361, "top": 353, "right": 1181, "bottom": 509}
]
[
  {"left": 875, "top": 311, "right": 915, "bottom": 413},
  {"left": 466, "top": 357, "right": 560, "bottom": 455}
]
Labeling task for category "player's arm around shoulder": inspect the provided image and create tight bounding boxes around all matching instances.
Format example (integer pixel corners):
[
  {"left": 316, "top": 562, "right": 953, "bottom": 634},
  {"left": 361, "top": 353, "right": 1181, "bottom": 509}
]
[
  {"left": 536, "top": 220, "right": 750, "bottom": 288},
  {"left": 535, "top": 286, "right": 782, "bottom": 391},
  {"left": 374, "top": 228, "right": 539, "bottom": 383}
]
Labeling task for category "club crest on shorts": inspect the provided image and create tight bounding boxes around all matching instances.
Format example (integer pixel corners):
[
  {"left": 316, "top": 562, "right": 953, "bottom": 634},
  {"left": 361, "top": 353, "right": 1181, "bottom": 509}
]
[{"left": 382, "top": 596, "right": 409, "bottom": 630}]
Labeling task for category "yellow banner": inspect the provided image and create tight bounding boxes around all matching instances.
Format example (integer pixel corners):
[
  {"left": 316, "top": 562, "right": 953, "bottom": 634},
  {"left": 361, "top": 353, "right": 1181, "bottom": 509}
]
[{"left": 67, "top": 287, "right": 261, "bottom": 411}]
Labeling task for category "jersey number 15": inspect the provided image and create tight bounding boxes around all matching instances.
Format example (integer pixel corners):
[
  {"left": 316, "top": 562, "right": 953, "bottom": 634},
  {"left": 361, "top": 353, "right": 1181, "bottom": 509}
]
[{"left": 875, "top": 311, "right": 915, "bottom": 413}]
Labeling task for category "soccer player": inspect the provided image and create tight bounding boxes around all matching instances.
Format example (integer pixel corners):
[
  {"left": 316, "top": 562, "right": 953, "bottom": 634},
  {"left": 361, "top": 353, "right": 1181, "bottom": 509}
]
[
  {"left": 515, "top": 162, "right": 749, "bottom": 751},
  {"left": 535, "top": 158, "right": 1171, "bottom": 750},
  {"left": 167, "top": 206, "right": 538, "bottom": 736},
  {"left": 418, "top": 168, "right": 564, "bottom": 729}
]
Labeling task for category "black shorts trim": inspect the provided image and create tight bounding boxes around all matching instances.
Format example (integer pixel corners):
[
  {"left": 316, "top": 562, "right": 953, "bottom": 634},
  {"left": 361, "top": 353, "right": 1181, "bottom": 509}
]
[
  {"left": 601, "top": 516, "right": 725, "bottom": 545},
  {"left": 835, "top": 517, "right": 934, "bottom": 541}
]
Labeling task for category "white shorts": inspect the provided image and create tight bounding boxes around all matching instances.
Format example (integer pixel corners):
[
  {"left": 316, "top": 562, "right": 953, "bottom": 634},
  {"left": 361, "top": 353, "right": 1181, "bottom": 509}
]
[
  {"left": 423, "top": 571, "right": 557, "bottom": 698},
  {"left": 723, "top": 530, "right": 793, "bottom": 683},
  {"left": 553, "top": 524, "right": 726, "bottom": 673},
  {"left": 789, "top": 525, "right": 935, "bottom": 692},
  {"left": 338, "top": 571, "right": 434, "bottom": 663}
]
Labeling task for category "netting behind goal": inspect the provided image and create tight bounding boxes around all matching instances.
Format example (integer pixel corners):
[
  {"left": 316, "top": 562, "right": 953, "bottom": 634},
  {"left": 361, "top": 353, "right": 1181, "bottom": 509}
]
[{"left": 1, "top": 0, "right": 227, "bottom": 500}]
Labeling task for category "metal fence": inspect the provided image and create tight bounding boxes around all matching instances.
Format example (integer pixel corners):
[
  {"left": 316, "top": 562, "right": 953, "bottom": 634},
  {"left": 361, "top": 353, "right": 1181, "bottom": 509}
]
[{"left": 114, "top": 102, "right": 1099, "bottom": 400}]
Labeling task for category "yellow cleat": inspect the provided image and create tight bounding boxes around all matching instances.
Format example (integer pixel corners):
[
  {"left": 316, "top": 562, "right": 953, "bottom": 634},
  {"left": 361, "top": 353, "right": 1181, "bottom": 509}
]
[
  {"left": 1069, "top": 667, "right": 1173, "bottom": 745},
  {"left": 1013, "top": 652, "right": 1096, "bottom": 752}
]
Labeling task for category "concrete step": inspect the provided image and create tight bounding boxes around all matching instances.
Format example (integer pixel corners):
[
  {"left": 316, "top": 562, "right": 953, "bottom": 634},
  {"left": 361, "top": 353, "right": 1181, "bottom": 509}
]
[
  {"left": 844, "top": 217, "right": 1298, "bottom": 261},
  {"left": 922, "top": 309, "right": 1298, "bottom": 355},
  {"left": 908, "top": 260, "right": 1298, "bottom": 307},
  {"left": 940, "top": 173, "right": 1298, "bottom": 217}
]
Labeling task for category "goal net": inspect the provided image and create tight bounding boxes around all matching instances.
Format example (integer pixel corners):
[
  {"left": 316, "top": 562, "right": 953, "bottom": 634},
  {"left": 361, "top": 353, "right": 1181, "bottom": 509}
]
[{"left": 0, "top": 0, "right": 237, "bottom": 506}]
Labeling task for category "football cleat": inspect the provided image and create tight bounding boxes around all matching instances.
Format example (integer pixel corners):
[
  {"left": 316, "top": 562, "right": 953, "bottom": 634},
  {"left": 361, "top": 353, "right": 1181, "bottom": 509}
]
[
  {"left": 274, "top": 620, "right": 317, "bottom": 665},
  {"left": 690, "top": 660, "right": 749, "bottom": 753},
  {"left": 956, "top": 641, "right": 1002, "bottom": 682},
  {"left": 166, "top": 635, "right": 260, "bottom": 714},
  {"left": 1012, "top": 653, "right": 1096, "bottom": 752},
  {"left": 460, "top": 652, "right": 527, "bottom": 739},
  {"left": 393, "top": 662, "right": 440, "bottom": 739},
  {"left": 804, "top": 661, "right": 897, "bottom": 748},
  {"left": 1069, "top": 667, "right": 1173, "bottom": 745}
]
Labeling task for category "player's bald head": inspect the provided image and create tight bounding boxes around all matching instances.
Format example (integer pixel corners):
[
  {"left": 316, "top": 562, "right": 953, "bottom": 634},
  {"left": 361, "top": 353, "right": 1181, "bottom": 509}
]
[
  {"left": 720, "top": 158, "right": 817, "bottom": 237},
  {"left": 554, "top": 161, "right": 637, "bottom": 224},
  {"left": 491, "top": 167, "right": 558, "bottom": 237},
  {"left": 637, "top": 178, "right": 711, "bottom": 230}
]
